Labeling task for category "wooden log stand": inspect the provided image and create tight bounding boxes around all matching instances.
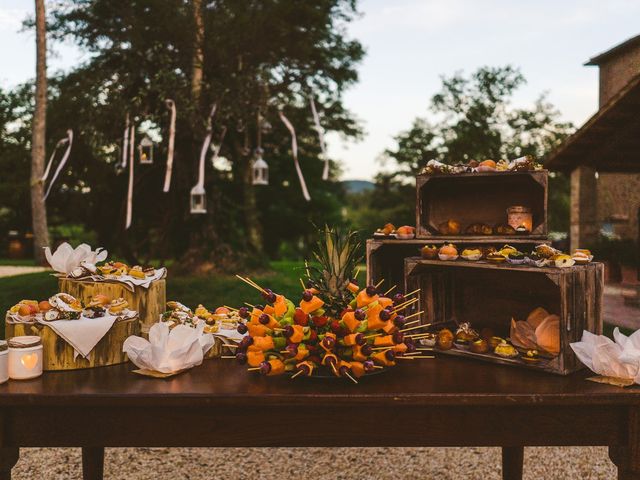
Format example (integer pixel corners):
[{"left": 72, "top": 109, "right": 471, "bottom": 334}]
[
  {"left": 59, "top": 278, "right": 165, "bottom": 335},
  {"left": 4, "top": 315, "right": 139, "bottom": 371}
]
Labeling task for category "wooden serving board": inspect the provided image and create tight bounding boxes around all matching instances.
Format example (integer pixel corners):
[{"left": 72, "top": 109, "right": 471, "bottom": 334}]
[
  {"left": 59, "top": 278, "right": 165, "bottom": 335},
  {"left": 4, "top": 315, "right": 139, "bottom": 371}
]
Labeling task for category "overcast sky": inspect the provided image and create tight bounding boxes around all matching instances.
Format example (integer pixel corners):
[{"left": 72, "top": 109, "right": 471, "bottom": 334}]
[{"left": 2, "top": 0, "right": 640, "bottom": 180}]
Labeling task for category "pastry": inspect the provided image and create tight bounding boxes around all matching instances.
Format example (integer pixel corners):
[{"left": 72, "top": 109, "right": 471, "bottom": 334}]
[
  {"left": 108, "top": 298, "right": 129, "bottom": 314},
  {"left": 143, "top": 265, "right": 156, "bottom": 277},
  {"left": 469, "top": 339, "right": 489, "bottom": 354},
  {"left": 421, "top": 245, "right": 439, "bottom": 260},
  {"left": 572, "top": 249, "right": 592, "bottom": 264},
  {"left": 465, "top": 223, "right": 493, "bottom": 235},
  {"left": 477, "top": 159, "right": 496, "bottom": 172},
  {"left": 437, "top": 219, "right": 461, "bottom": 236},
  {"left": 494, "top": 224, "right": 516, "bottom": 235},
  {"left": 526, "top": 307, "right": 549, "bottom": 329},
  {"left": 489, "top": 336, "right": 504, "bottom": 349},
  {"left": 438, "top": 244, "right": 459, "bottom": 261},
  {"left": 521, "top": 349, "right": 540, "bottom": 364},
  {"left": 437, "top": 329, "right": 454, "bottom": 350},
  {"left": 506, "top": 251, "right": 526, "bottom": 264},
  {"left": 494, "top": 341, "right": 518, "bottom": 358},
  {"left": 510, "top": 318, "right": 538, "bottom": 350},
  {"left": 88, "top": 294, "right": 110, "bottom": 308},
  {"left": 499, "top": 245, "right": 518, "bottom": 256},
  {"left": 535, "top": 315, "right": 560, "bottom": 355},
  {"left": 461, "top": 248, "right": 482, "bottom": 261},
  {"left": 553, "top": 254, "right": 575, "bottom": 268},
  {"left": 129, "top": 266, "right": 146, "bottom": 279},
  {"left": 455, "top": 322, "right": 479, "bottom": 344},
  {"left": 486, "top": 252, "right": 506, "bottom": 263},
  {"left": 396, "top": 225, "right": 415, "bottom": 239}
]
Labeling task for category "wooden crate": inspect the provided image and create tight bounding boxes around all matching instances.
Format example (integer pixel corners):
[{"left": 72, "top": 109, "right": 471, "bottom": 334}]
[
  {"left": 366, "top": 238, "right": 549, "bottom": 293},
  {"left": 59, "top": 278, "right": 166, "bottom": 335},
  {"left": 4, "top": 315, "right": 139, "bottom": 371},
  {"left": 404, "top": 257, "right": 604, "bottom": 375},
  {"left": 415, "top": 170, "right": 548, "bottom": 239}
]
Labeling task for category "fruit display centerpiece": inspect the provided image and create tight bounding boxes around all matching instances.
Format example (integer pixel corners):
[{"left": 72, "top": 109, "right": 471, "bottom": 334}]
[{"left": 226, "top": 227, "right": 432, "bottom": 383}]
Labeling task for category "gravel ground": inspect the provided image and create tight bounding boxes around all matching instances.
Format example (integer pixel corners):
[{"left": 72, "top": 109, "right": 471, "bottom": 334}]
[{"left": 12, "top": 446, "right": 616, "bottom": 479}]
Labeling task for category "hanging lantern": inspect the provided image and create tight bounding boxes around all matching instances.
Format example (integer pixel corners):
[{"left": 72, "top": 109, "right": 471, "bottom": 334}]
[
  {"left": 252, "top": 149, "right": 269, "bottom": 186},
  {"left": 139, "top": 136, "right": 154, "bottom": 164},
  {"left": 190, "top": 185, "right": 207, "bottom": 214}
]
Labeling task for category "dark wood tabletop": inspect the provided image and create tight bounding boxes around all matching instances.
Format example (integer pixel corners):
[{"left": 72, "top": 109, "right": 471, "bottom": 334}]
[{"left": 1, "top": 357, "right": 639, "bottom": 479}]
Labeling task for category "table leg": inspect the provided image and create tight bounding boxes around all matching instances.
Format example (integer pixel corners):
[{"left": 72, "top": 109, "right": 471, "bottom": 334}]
[
  {"left": 610, "top": 407, "right": 640, "bottom": 479},
  {"left": 0, "top": 448, "right": 19, "bottom": 480},
  {"left": 502, "top": 446, "right": 523, "bottom": 480},
  {"left": 82, "top": 447, "right": 104, "bottom": 480}
]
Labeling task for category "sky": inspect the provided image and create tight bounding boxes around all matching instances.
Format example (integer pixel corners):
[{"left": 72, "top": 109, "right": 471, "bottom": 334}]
[{"left": 2, "top": 0, "right": 640, "bottom": 180}]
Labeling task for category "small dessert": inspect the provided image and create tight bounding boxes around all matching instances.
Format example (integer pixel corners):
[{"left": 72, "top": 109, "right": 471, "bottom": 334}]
[
  {"left": 572, "top": 249, "right": 592, "bottom": 264},
  {"left": 521, "top": 349, "right": 540, "bottom": 364},
  {"left": 465, "top": 223, "right": 493, "bottom": 235},
  {"left": 438, "top": 244, "right": 459, "bottom": 261},
  {"left": 437, "top": 219, "right": 461, "bottom": 236},
  {"left": 499, "top": 245, "right": 518, "bottom": 256},
  {"left": 494, "top": 341, "right": 518, "bottom": 358},
  {"left": 421, "top": 245, "right": 439, "bottom": 260},
  {"left": 396, "top": 225, "right": 415, "bottom": 239},
  {"left": 534, "top": 244, "right": 559, "bottom": 259},
  {"left": 461, "top": 248, "right": 482, "bottom": 261},
  {"left": 506, "top": 251, "right": 526, "bottom": 265},
  {"left": 486, "top": 252, "right": 506, "bottom": 263},
  {"left": 479, "top": 327, "right": 494, "bottom": 342},
  {"left": 469, "top": 338, "right": 489, "bottom": 354},
  {"left": 477, "top": 159, "right": 497, "bottom": 172},
  {"left": 374, "top": 223, "right": 396, "bottom": 237},
  {"left": 108, "top": 298, "right": 129, "bottom": 314},
  {"left": 129, "top": 266, "right": 146, "bottom": 279},
  {"left": 437, "top": 329, "right": 454, "bottom": 350},
  {"left": 489, "top": 336, "right": 504, "bottom": 349},
  {"left": 535, "top": 314, "right": 560, "bottom": 355},
  {"left": 553, "top": 254, "right": 575, "bottom": 268},
  {"left": 143, "top": 265, "right": 156, "bottom": 277},
  {"left": 455, "top": 322, "right": 479, "bottom": 344},
  {"left": 494, "top": 224, "right": 516, "bottom": 235},
  {"left": 495, "top": 159, "right": 509, "bottom": 171},
  {"left": 47, "top": 293, "right": 83, "bottom": 320}
]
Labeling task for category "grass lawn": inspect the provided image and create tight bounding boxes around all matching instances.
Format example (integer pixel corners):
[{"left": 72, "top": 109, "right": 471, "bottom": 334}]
[{"left": 0, "top": 261, "right": 316, "bottom": 339}]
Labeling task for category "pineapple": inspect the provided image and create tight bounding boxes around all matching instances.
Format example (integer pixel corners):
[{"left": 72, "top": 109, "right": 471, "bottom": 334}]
[{"left": 307, "top": 226, "right": 363, "bottom": 318}]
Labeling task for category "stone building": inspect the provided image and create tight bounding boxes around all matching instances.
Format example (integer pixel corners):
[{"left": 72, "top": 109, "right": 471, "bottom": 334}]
[{"left": 546, "top": 34, "right": 640, "bottom": 252}]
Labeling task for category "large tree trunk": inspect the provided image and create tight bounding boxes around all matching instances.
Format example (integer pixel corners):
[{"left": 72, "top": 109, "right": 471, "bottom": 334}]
[{"left": 30, "top": 0, "right": 49, "bottom": 265}]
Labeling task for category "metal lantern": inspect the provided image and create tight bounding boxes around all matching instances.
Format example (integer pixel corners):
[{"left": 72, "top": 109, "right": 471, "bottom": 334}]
[
  {"left": 190, "top": 185, "right": 207, "bottom": 214},
  {"left": 139, "top": 136, "right": 154, "bottom": 164},
  {"left": 252, "top": 153, "right": 269, "bottom": 186}
]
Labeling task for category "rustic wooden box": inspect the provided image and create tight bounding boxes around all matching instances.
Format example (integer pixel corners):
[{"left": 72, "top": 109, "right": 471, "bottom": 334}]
[
  {"left": 415, "top": 170, "right": 548, "bottom": 239},
  {"left": 404, "top": 257, "right": 604, "bottom": 375},
  {"left": 4, "top": 315, "right": 139, "bottom": 371},
  {"left": 366, "top": 238, "right": 549, "bottom": 294},
  {"left": 59, "top": 278, "right": 166, "bottom": 335}
]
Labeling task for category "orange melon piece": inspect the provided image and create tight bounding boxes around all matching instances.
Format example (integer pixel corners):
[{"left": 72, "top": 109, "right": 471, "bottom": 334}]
[
  {"left": 372, "top": 351, "right": 395, "bottom": 367},
  {"left": 356, "top": 290, "right": 379, "bottom": 308},
  {"left": 374, "top": 335, "right": 394, "bottom": 347},
  {"left": 267, "top": 359, "right": 285, "bottom": 376},
  {"left": 274, "top": 295, "right": 288, "bottom": 317},
  {"left": 253, "top": 336, "right": 275, "bottom": 351},
  {"left": 263, "top": 305, "right": 276, "bottom": 315},
  {"left": 300, "top": 295, "right": 324, "bottom": 314},
  {"left": 350, "top": 361, "right": 366, "bottom": 378},
  {"left": 342, "top": 311, "right": 360, "bottom": 333},
  {"left": 378, "top": 297, "right": 393, "bottom": 309},
  {"left": 248, "top": 324, "right": 269, "bottom": 337},
  {"left": 247, "top": 349, "right": 265, "bottom": 367}
]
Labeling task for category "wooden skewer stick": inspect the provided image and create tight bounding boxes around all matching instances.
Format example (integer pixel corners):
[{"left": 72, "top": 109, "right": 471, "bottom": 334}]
[
  {"left": 394, "top": 356, "right": 414, "bottom": 360},
  {"left": 374, "top": 278, "right": 385, "bottom": 288},
  {"left": 373, "top": 365, "right": 384, "bottom": 369},
  {"left": 345, "top": 372, "right": 359, "bottom": 384},
  {"left": 384, "top": 285, "right": 397, "bottom": 296},
  {"left": 244, "top": 302, "right": 255, "bottom": 308},
  {"left": 371, "top": 346, "right": 393, "bottom": 351},
  {"left": 221, "top": 356, "right": 236, "bottom": 359},
  {"left": 404, "top": 320, "right": 421, "bottom": 327},
  {"left": 223, "top": 344, "right": 238, "bottom": 348},
  {"left": 406, "top": 355, "right": 435, "bottom": 359},
  {"left": 299, "top": 278, "right": 306, "bottom": 290},
  {"left": 406, "top": 333, "right": 434, "bottom": 339},
  {"left": 400, "top": 322, "right": 432, "bottom": 333},
  {"left": 330, "top": 363, "right": 338, "bottom": 375},
  {"left": 223, "top": 305, "right": 239, "bottom": 312},
  {"left": 363, "top": 332, "right": 383, "bottom": 339},
  {"left": 291, "top": 369, "right": 304, "bottom": 379},
  {"left": 392, "top": 298, "right": 419, "bottom": 313},
  {"left": 404, "top": 288, "right": 421, "bottom": 298},
  {"left": 403, "top": 310, "right": 424, "bottom": 321},
  {"left": 354, "top": 267, "right": 361, "bottom": 279},
  {"left": 235, "top": 275, "right": 266, "bottom": 293},
  {"left": 247, "top": 367, "right": 260, "bottom": 371}
]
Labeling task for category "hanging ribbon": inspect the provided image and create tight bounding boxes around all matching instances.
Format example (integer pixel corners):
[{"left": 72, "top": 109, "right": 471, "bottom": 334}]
[
  {"left": 163, "top": 99, "right": 177, "bottom": 192},
  {"left": 125, "top": 125, "right": 135, "bottom": 229},
  {"left": 194, "top": 104, "right": 218, "bottom": 191},
  {"left": 309, "top": 94, "right": 329, "bottom": 180},
  {"left": 43, "top": 129, "right": 73, "bottom": 201},
  {"left": 121, "top": 114, "right": 130, "bottom": 170},
  {"left": 278, "top": 110, "right": 311, "bottom": 202}
]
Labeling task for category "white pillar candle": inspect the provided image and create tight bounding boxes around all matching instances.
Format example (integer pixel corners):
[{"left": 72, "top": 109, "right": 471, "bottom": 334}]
[
  {"left": 0, "top": 341, "right": 8, "bottom": 384},
  {"left": 8, "top": 336, "right": 43, "bottom": 380}
]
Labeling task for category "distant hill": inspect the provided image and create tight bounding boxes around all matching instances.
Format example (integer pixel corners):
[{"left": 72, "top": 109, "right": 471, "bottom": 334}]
[{"left": 342, "top": 180, "right": 375, "bottom": 194}]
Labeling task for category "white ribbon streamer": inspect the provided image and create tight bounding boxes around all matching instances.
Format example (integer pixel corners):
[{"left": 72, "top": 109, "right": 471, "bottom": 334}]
[
  {"left": 121, "top": 114, "right": 130, "bottom": 169},
  {"left": 43, "top": 129, "right": 73, "bottom": 201},
  {"left": 194, "top": 103, "right": 217, "bottom": 190},
  {"left": 125, "top": 125, "right": 135, "bottom": 229},
  {"left": 278, "top": 110, "right": 311, "bottom": 202},
  {"left": 163, "top": 99, "right": 177, "bottom": 192},
  {"left": 309, "top": 94, "right": 329, "bottom": 180}
]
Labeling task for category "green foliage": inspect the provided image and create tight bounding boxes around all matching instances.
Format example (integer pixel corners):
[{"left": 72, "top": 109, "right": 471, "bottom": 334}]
[{"left": 3, "top": 1, "right": 364, "bottom": 267}]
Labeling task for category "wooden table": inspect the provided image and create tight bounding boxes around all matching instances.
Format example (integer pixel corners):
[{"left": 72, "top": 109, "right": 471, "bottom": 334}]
[{"left": 1, "top": 357, "right": 639, "bottom": 480}]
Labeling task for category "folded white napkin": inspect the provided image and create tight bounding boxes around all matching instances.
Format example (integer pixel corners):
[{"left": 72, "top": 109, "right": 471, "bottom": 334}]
[
  {"left": 571, "top": 328, "right": 640, "bottom": 382},
  {"left": 38, "top": 312, "right": 130, "bottom": 359},
  {"left": 123, "top": 322, "right": 214, "bottom": 374}
]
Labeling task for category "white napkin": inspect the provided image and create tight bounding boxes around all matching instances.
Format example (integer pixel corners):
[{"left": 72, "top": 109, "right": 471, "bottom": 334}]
[
  {"left": 123, "top": 322, "right": 214, "bottom": 374},
  {"left": 45, "top": 242, "right": 108, "bottom": 275},
  {"left": 38, "top": 313, "right": 126, "bottom": 359},
  {"left": 571, "top": 328, "right": 640, "bottom": 382}
]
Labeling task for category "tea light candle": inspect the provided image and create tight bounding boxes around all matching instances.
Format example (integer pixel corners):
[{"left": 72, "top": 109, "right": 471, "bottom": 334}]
[
  {"left": 0, "top": 340, "right": 8, "bottom": 384},
  {"left": 8, "top": 336, "right": 43, "bottom": 380},
  {"left": 507, "top": 205, "right": 533, "bottom": 233}
]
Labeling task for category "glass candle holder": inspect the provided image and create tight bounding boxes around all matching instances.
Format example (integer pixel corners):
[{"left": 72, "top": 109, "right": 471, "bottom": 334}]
[
  {"left": 8, "top": 336, "right": 43, "bottom": 380},
  {"left": 507, "top": 206, "right": 533, "bottom": 233},
  {"left": 0, "top": 340, "right": 8, "bottom": 384}
]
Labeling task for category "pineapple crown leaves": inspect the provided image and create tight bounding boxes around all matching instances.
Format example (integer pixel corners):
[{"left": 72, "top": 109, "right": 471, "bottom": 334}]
[{"left": 307, "top": 226, "right": 363, "bottom": 314}]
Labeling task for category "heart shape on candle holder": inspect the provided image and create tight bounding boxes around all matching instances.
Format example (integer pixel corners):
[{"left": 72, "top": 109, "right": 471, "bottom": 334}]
[{"left": 21, "top": 353, "right": 38, "bottom": 370}]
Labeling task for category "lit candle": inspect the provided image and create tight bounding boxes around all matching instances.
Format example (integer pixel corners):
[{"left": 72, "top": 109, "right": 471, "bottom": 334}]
[
  {"left": 0, "top": 340, "right": 8, "bottom": 384},
  {"left": 8, "top": 336, "right": 43, "bottom": 380}
]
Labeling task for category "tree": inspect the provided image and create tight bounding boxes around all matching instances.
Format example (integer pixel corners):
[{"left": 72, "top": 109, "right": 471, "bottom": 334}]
[
  {"left": 372, "top": 65, "right": 574, "bottom": 232},
  {"left": 30, "top": 0, "right": 49, "bottom": 264},
  {"left": 29, "top": 0, "right": 364, "bottom": 268}
]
